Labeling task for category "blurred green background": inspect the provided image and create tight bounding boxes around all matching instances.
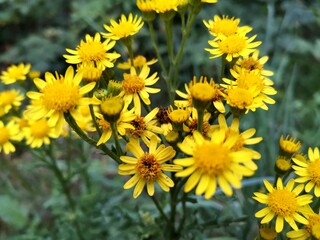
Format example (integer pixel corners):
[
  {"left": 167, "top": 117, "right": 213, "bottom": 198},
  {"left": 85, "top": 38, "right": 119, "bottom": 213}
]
[{"left": 0, "top": 0, "right": 320, "bottom": 239}]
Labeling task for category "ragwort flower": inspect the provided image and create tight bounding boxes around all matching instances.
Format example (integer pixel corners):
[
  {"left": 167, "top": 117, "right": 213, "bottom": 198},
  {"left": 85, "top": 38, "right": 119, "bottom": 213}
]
[
  {"left": 0, "top": 89, "right": 25, "bottom": 117},
  {"left": 117, "top": 55, "right": 157, "bottom": 70},
  {"left": 0, "top": 120, "right": 23, "bottom": 154},
  {"left": 253, "top": 178, "right": 312, "bottom": 233},
  {"left": 118, "top": 137, "right": 181, "bottom": 198},
  {"left": 0, "top": 63, "right": 31, "bottom": 85}
]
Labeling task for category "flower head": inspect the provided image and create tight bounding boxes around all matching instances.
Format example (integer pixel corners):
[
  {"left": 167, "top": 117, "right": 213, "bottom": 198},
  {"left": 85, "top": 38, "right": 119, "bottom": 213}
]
[
  {"left": 102, "top": 13, "right": 144, "bottom": 40},
  {"left": 0, "top": 63, "right": 31, "bottom": 85},
  {"left": 0, "top": 89, "right": 25, "bottom": 117},
  {"left": 25, "top": 66, "right": 96, "bottom": 135},
  {"left": 279, "top": 135, "right": 301, "bottom": 156},
  {"left": 77, "top": 62, "right": 103, "bottom": 83},
  {"left": 117, "top": 55, "right": 157, "bottom": 70},
  {"left": 293, "top": 147, "right": 320, "bottom": 197},
  {"left": 259, "top": 225, "right": 277, "bottom": 240},
  {"left": 253, "top": 178, "right": 312, "bottom": 233},
  {"left": 64, "top": 33, "right": 120, "bottom": 70},
  {"left": 119, "top": 65, "right": 160, "bottom": 115},
  {"left": 174, "top": 128, "right": 257, "bottom": 199},
  {"left": 0, "top": 120, "right": 23, "bottom": 154},
  {"left": 118, "top": 137, "right": 181, "bottom": 198}
]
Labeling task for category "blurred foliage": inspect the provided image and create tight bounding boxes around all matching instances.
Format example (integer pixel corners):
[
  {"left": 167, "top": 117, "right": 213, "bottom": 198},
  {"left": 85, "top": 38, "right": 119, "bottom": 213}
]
[{"left": 0, "top": 0, "right": 320, "bottom": 239}]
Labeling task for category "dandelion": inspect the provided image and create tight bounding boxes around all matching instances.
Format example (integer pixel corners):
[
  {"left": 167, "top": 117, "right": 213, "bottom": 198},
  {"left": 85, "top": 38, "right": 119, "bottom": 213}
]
[
  {"left": 279, "top": 135, "right": 301, "bottom": 156},
  {"left": 102, "top": 13, "right": 144, "bottom": 40},
  {"left": 23, "top": 118, "right": 59, "bottom": 148},
  {"left": 174, "top": 129, "right": 256, "bottom": 199},
  {"left": 205, "top": 33, "right": 262, "bottom": 62},
  {"left": 0, "top": 63, "right": 31, "bottom": 85},
  {"left": 119, "top": 65, "right": 160, "bottom": 115},
  {"left": 25, "top": 66, "right": 96, "bottom": 135},
  {"left": 253, "top": 178, "right": 312, "bottom": 233},
  {"left": 63, "top": 33, "right": 120, "bottom": 70},
  {"left": 0, "top": 89, "right": 25, "bottom": 117},
  {"left": 293, "top": 147, "right": 320, "bottom": 197},
  {"left": 118, "top": 137, "right": 181, "bottom": 198},
  {"left": 0, "top": 120, "right": 23, "bottom": 154}
]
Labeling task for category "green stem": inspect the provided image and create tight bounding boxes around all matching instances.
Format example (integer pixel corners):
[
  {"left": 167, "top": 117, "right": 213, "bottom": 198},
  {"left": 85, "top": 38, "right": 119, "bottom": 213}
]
[
  {"left": 177, "top": 192, "right": 187, "bottom": 233},
  {"left": 64, "top": 112, "right": 121, "bottom": 164},
  {"left": 197, "top": 109, "right": 205, "bottom": 133},
  {"left": 220, "top": 56, "right": 226, "bottom": 82},
  {"left": 150, "top": 195, "right": 169, "bottom": 224},
  {"left": 111, "top": 121, "right": 123, "bottom": 156},
  {"left": 80, "top": 141, "right": 92, "bottom": 193},
  {"left": 169, "top": 183, "right": 178, "bottom": 240}
]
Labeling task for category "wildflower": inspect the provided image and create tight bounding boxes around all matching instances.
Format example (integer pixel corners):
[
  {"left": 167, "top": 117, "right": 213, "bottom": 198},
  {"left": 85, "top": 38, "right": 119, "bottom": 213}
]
[
  {"left": 127, "top": 107, "right": 164, "bottom": 145},
  {"left": 174, "top": 129, "right": 256, "bottom": 199},
  {"left": 96, "top": 107, "right": 136, "bottom": 146},
  {"left": 102, "top": 13, "right": 144, "bottom": 40},
  {"left": 25, "top": 66, "right": 96, "bottom": 135},
  {"left": 183, "top": 108, "right": 213, "bottom": 137},
  {"left": 0, "top": 89, "right": 25, "bottom": 117},
  {"left": 119, "top": 65, "right": 160, "bottom": 115},
  {"left": 279, "top": 135, "right": 301, "bottom": 156},
  {"left": 205, "top": 33, "right": 262, "bottom": 62},
  {"left": 75, "top": 105, "right": 96, "bottom": 133},
  {"left": 63, "top": 33, "right": 120, "bottom": 70},
  {"left": 0, "top": 63, "right": 31, "bottom": 84},
  {"left": 293, "top": 147, "right": 320, "bottom": 197},
  {"left": 274, "top": 156, "right": 292, "bottom": 174},
  {"left": 77, "top": 62, "right": 103, "bottom": 83},
  {"left": 28, "top": 70, "right": 41, "bottom": 80},
  {"left": 253, "top": 178, "right": 312, "bottom": 233},
  {"left": 0, "top": 120, "right": 23, "bottom": 154},
  {"left": 203, "top": 15, "right": 251, "bottom": 40},
  {"left": 100, "top": 96, "right": 124, "bottom": 122},
  {"left": 23, "top": 118, "right": 58, "bottom": 148},
  {"left": 117, "top": 55, "right": 157, "bottom": 70},
  {"left": 167, "top": 105, "right": 190, "bottom": 124},
  {"left": 259, "top": 225, "right": 277, "bottom": 240},
  {"left": 201, "top": 0, "right": 218, "bottom": 3},
  {"left": 118, "top": 137, "right": 181, "bottom": 198}
]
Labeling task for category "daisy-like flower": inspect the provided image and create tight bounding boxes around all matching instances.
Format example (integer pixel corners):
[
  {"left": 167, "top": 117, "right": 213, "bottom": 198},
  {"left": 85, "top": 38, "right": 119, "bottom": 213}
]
[
  {"left": 25, "top": 66, "right": 96, "bottom": 135},
  {"left": 175, "top": 76, "right": 225, "bottom": 113},
  {"left": 28, "top": 70, "right": 41, "bottom": 80},
  {"left": 203, "top": 15, "right": 251, "bottom": 40},
  {"left": 233, "top": 50, "right": 274, "bottom": 77},
  {"left": 167, "top": 105, "right": 190, "bottom": 124},
  {"left": 96, "top": 107, "right": 136, "bottom": 146},
  {"left": 174, "top": 129, "right": 257, "bottom": 199},
  {"left": 293, "top": 147, "right": 320, "bottom": 197},
  {"left": 274, "top": 155, "right": 292, "bottom": 174},
  {"left": 259, "top": 225, "right": 277, "bottom": 240},
  {"left": 223, "top": 69, "right": 277, "bottom": 112},
  {"left": 118, "top": 137, "right": 181, "bottom": 198},
  {"left": 63, "top": 33, "right": 120, "bottom": 70},
  {"left": 0, "top": 89, "right": 25, "bottom": 117},
  {"left": 287, "top": 206, "right": 320, "bottom": 240},
  {"left": 23, "top": 118, "right": 59, "bottom": 148},
  {"left": 77, "top": 62, "right": 104, "bottom": 83},
  {"left": 117, "top": 55, "right": 157, "bottom": 70},
  {"left": 0, "top": 120, "right": 23, "bottom": 154},
  {"left": 119, "top": 65, "right": 160, "bottom": 115},
  {"left": 0, "top": 63, "right": 31, "bottom": 85},
  {"left": 127, "top": 107, "right": 164, "bottom": 145},
  {"left": 205, "top": 33, "right": 262, "bottom": 62},
  {"left": 102, "top": 13, "right": 144, "bottom": 40},
  {"left": 279, "top": 135, "right": 301, "bottom": 156},
  {"left": 253, "top": 178, "right": 312, "bottom": 233}
]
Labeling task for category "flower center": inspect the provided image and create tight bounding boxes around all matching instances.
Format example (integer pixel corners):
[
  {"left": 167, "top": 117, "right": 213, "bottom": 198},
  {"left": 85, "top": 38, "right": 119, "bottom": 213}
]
[
  {"left": 122, "top": 73, "right": 145, "bottom": 94},
  {"left": 239, "top": 57, "right": 262, "bottom": 71},
  {"left": 236, "top": 71, "right": 264, "bottom": 92},
  {"left": 30, "top": 119, "right": 50, "bottom": 138},
  {"left": 190, "top": 83, "right": 216, "bottom": 102},
  {"left": 136, "top": 153, "right": 161, "bottom": 181},
  {"left": 113, "top": 22, "right": 135, "bottom": 38},
  {"left": 0, "top": 127, "right": 10, "bottom": 144},
  {"left": 308, "top": 160, "right": 320, "bottom": 186},
  {"left": 156, "top": 107, "right": 171, "bottom": 124},
  {"left": 267, "top": 189, "right": 298, "bottom": 217},
  {"left": 134, "top": 56, "right": 147, "bottom": 68},
  {"left": 187, "top": 119, "right": 211, "bottom": 136},
  {"left": 98, "top": 118, "right": 111, "bottom": 131},
  {"left": 168, "top": 109, "right": 189, "bottom": 123},
  {"left": 128, "top": 116, "right": 146, "bottom": 137},
  {"left": 231, "top": 135, "right": 245, "bottom": 151},
  {"left": 219, "top": 34, "right": 246, "bottom": 54},
  {"left": 78, "top": 41, "right": 106, "bottom": 62},
  {"left": 42, "top": 80, "right": 80, "bottom": 112},
  {"left": 213, "top": 19, "right": 239, "bottom": 36},
  {"left": 0, "top": 91, "right": 16, "bottom": 105},
  {"left": 194, "top": 142, "right": 231, "bottom": 176},
  {"left": 227, "top": 88, "right": 253, "bottom": 109},
  {"left": 305, "top": 214, "right": 320, "bottom": 236}
]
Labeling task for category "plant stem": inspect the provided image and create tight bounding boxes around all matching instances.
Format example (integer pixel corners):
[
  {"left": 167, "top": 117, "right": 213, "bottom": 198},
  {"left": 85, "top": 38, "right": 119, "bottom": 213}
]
[
  {"left": 197, "top": 108, "right": 205, "bottom": 133},
  {"left": 150, "top": 195, "right": 169, "bottom": 224},
  {"left": 111, "top": 121, "right": 123, "bottom": 156}
]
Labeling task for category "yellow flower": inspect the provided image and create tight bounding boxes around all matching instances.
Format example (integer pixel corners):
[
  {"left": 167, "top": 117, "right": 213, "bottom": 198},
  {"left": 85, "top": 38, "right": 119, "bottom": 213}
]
[
  {"left": 0, "top": 89, "right": 25, "bottom": 117},
  {"left": 25, "top": 66, "right": 96, "bottom": 135},
  {"left": 77, "top": 62, "right": 103, "bottom": 83},
  {"left": 75, "top": 105, "right": 97, "bottom": 133},
  {"left": 63, "top": 33, "right": 120, "bottom": 70},
  {"left": 233, "top": 50, "right": 274, "bottom": 77},
  {"left": 23, "top": 118, "right": 59, "bottom": 148},
  {"left": 274, "top": 156, "right": 292, "bottom": 174},
  {"left": 96, "top": 107, "right": 136, "bottom": 146},
  {"left": 201, "top": 0, "right": 218, "bottom": 3},
  {"left": 28, "top": 70, "right": 41, "bottom": 80},
  {"left": 205, "top": 33, "right": 262, "bottom": 62},
  {"left": 203, "top": 15, "right": 251, "bottom": 40},
  {"left": 279, "top": 135, "right": 301, "bottom": 155},
  {"left": 167, "top": 105, "right": 190, "bottom": 124},
  {"left": 183, "top": 108, "right": 213, "bottom": 137},
  {"left": 174, "top": 129, "right": 257, "bottom": 199},
  {"left": 102, "top": 13, "right": 144, "bottom": 40},
  {"left": 259, "top": 225, "right": 277, "bottom": 240},
  {"left": 286, "top": 206, "right": 320, "bottom": 240},
  {"left": 118, "top": 137, "right": 181, "bottom": 198},
  {"left": 127, "top": 107, "right": 164, "bottom": 145},
  {"left": 0, "top": 120, "right": 23, "bottom": 154},
  {"left": 253, "top": 178, "right": 312, "bottom": 233},
  {"left": 119, "top": 65, "right": 160, "bottom": 115},
  {"left": 117, "top": 55, "right": 157, "bottom": 70},
  {"left": 0, "top": 63, "right": 31, "bottom": 84},
  {"left": 293, "top": 147, "right": 320, "bottom": 197}
]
